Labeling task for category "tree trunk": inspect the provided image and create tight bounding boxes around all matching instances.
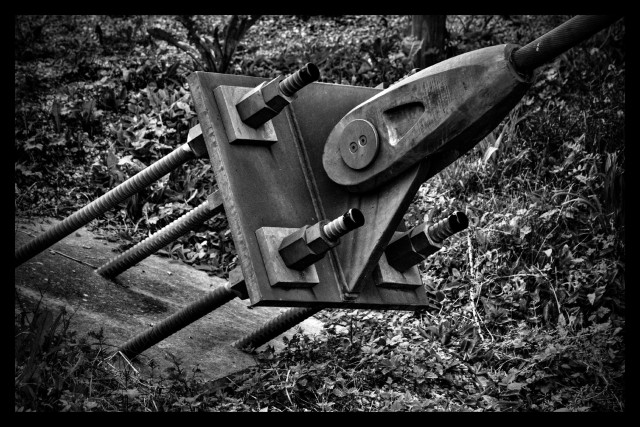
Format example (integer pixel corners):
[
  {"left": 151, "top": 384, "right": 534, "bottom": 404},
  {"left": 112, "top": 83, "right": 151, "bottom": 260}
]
[{"left": 412, "top": 15, "right": 447, "bottom": 68}]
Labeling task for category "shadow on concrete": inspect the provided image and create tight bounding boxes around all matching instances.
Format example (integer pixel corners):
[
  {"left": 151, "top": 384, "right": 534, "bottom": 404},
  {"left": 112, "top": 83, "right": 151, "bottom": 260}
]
[{"left": 14, "top": 217, "right": 324, "bottom": 382}]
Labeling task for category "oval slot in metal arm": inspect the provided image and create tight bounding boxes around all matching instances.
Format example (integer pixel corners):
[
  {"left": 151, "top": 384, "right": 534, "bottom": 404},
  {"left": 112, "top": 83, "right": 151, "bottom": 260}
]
[{"left": 322, "top": 44, "right": 533, "bottom": 193}]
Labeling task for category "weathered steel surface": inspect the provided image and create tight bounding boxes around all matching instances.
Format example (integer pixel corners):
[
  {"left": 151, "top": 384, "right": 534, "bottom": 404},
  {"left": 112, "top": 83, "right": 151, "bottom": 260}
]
[
  {"left": 338, "top": 119, "right": 379, "bottom": 170},
  {"left": 289, "top": 82, "right": 431, "bottom": 303},
  {"left": 235, "top": 82, "right": 280, "bottom": 129},
  {"left": 322, "top": 44, "right": 532, "bottom": 192},
  {"left": 188, "top": 72, "right": 429, "bottom": 309},
  {"left": 511, "top": 15, "right": 621, "bottom": 73}
]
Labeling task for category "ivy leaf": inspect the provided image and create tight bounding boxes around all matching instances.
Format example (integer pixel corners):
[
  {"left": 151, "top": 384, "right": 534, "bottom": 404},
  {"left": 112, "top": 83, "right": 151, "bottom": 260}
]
[
  {"left": 174, "top": 101, "right": 191, "bottom": 114},
  {"left": 507, "top": 382, "right": 524, "bottom": 391},
  {"left": 106, "top": 148, "right": 119, "bottom": 169},
  {"left": 124, "top": 388, "right": 140, "bottom": 398},
  {"left": 539, "top": 209, "right": 559, "bottom": 220},
  {"left": 84, "top": 401, "right": 98, "bottom": 410}
]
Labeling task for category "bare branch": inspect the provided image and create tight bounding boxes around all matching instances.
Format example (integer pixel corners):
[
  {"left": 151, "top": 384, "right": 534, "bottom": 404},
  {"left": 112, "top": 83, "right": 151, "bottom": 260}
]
[
  {"left": 176, "top": 15, "right": 217, "bottom": 72},
  {"left": 150, "top": 15, "right": 261, "bottom": 74},
  {"left": 220, "top": 15, "right": 261, "bottom": 73},
  {"left": 147, "top": 27, "right": 206, "bottom": 71},
  {"left": 212, "top": 26, "right": 224, "bottom": 70}
]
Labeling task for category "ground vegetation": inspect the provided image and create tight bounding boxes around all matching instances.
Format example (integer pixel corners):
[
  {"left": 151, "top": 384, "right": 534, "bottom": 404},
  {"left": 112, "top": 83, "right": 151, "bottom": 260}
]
[{"left": 15, "top": 15, "right": 625, "bottom": 412}]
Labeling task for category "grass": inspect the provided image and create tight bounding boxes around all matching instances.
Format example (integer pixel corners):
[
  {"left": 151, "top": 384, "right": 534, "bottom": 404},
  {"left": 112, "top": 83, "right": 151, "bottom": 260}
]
[{"left": 15, "top": 15, "right": 624, "bottom": 411}]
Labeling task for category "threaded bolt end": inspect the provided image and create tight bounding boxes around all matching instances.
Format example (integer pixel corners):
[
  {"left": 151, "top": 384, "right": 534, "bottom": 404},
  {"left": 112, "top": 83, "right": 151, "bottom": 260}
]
[
  {"left": 323, "top": 208, "right": 365, "bottom": 241},
  {"left": 427, "top": 211, "right": 469, "bottom": 244},
  {"left": 279, "top": 63, "right": 320, "bottom": 97}
]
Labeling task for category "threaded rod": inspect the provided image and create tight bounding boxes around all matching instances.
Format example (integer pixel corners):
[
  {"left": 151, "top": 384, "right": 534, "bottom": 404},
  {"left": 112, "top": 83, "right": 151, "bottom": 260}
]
[
  {"left": 118, "top": 284, "right": 237, "bottom": 360},
  {"left": 279, "top": 63, "right": 320, "bottom": 97},
  {"left": 234, "top": 307, "right": 322, "bottom": 350},
  {"left": 427, "top": 211, "right": 469, "bottom": 244},
  {"left": 16, "top": 144, "right": 196, "bottom": 267},
  {"left": 323, "top": 208, "right": 365, "bottom": 241},
  {"left": 96, "top": 191, "right": 224, "bottom": 278}
]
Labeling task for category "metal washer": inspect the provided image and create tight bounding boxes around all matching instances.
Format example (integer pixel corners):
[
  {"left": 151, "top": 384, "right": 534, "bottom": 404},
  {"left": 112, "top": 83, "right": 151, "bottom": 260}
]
[{"left": 338, "top": 119, "right": 379, "bottom": 170}]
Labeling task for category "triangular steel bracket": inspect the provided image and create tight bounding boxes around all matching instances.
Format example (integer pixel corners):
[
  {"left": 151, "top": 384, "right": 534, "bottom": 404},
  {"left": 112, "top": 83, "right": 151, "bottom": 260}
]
[{"left": 188, "top": 71, "right": 428, "bottom": 309}]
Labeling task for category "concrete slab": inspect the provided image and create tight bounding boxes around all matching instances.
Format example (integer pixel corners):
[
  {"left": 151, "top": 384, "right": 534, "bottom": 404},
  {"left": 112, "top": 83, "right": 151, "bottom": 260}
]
[{"left": 14, "top": 217, "right": 324, "bottom": 381}]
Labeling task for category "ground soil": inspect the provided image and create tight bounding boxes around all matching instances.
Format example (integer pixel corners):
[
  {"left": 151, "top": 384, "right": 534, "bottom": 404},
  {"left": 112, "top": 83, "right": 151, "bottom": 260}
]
[{"left": 14, "top": 217, "right": 324, "bottom": 382}]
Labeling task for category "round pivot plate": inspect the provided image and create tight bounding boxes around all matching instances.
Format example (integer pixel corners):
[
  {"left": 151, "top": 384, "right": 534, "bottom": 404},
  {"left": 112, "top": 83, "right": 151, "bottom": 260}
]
[{"left": 338, "top": 119, "right": 379, "bottom": 170}]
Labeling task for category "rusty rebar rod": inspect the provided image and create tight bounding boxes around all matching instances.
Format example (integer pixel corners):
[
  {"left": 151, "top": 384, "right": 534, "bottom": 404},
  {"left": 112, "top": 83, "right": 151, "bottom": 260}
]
[
  {"left": 15, "top": 143, "right": 198, "bottom": 267},
  {"left": 118, "top": 283, "right": 240, "bottom": 360},
  {"left": 96, "top": 191, "right": 224, "bottom": 279},
  {"left": 233, "top": 306, "right": 322, "bottom": 350}
]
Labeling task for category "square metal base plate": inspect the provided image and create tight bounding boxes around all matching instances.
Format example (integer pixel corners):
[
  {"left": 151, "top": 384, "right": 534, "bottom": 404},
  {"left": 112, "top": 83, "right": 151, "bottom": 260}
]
[
  {"left": 373, "top": 252, "right": 423, "bottom": 289},
  {"left": 188, "top": 71, "right": 429, "bottom": 310},
  {"left": 255, "top": 227, "right": 320, "bottom": 288},
  {"left": 213, "top": 85, "right": 278, "bottom": 145}
]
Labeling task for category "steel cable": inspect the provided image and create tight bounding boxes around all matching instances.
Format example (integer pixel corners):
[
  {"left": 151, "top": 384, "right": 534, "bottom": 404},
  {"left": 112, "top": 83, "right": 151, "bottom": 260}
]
[{"left": 511, "top": 15, "right": 622, "bottom": 73}]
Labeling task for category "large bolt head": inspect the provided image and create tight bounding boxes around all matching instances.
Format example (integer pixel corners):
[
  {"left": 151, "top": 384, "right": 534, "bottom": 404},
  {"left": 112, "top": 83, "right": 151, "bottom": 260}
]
[
  {"left": 385, "top": 232, "right": 426, "bottom": 272},
  {"left": 409, "top": 223, "right": 442, "bottom": 258},
  {"left": 278, "top": 226, "right": 324, "bottom": 270},
  {"left": 186, "top": 124, "right": 208, "bottom": 158},
  {"left": 227, "top": 267, "right": 249, "bottom": 299},
  {"left": 261, "top": 76, "right": 295, "bottom": 111},
  {"left": 236, "top": 82, "right": 279, "bottom": 128},
  {"left": 305, "top": 221, "right": 338, "bottom": 254},
  {"left": 338, "top": 119, "right": 379, "bottom": 170}
]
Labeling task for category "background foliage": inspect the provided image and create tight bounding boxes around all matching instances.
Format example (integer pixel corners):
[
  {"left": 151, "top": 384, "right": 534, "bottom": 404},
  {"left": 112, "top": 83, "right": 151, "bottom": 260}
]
[{"left": 15, "top": 15, "right": 625, "bottom": 412}]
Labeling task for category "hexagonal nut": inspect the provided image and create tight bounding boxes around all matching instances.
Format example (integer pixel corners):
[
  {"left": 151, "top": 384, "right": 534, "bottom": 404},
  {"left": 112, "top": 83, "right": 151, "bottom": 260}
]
[
  {"left": 236, "top": 83, "right": 279, "bottom": 128},
  {"left": 260, "top": 76, "right": 295, "bottom": 112},
  {"left": 304, "top": 221, "right": 338, "bottom": 254},
  {"left": 186, "top": 124, "right": 208, "bottom": 158},
  {"left": 227, "top": 266, "right": 249, "bottom": 300},
  {"left": 278, "top": 226, "right": 324, "bottom": 270},
  {"left": 409, "top": 223, "right": 442, "bottom": 258},
  {"left": 385, "top": 231, "right": 425, "bottom": 272}
]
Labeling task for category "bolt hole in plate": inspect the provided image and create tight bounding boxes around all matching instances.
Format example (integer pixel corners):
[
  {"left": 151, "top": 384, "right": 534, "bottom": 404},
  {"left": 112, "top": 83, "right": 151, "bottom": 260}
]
[{"left": 339, "top": 119, "right": 379, "bottom": 170}]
